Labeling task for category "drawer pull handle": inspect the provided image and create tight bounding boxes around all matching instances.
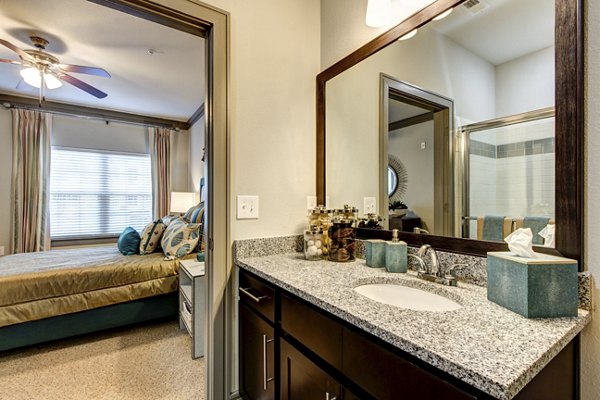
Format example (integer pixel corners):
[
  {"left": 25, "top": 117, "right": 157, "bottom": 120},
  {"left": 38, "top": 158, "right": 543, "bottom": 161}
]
[
  {"left": 263, "top": 334, "right": 274, "bottom": 390},
  {"left": 240, "top": 287, "right": 268, "bottom": 303}
]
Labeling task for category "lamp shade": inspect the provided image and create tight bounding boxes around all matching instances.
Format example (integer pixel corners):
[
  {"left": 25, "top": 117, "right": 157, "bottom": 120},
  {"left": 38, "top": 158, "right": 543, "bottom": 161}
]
[
  {"left": 170, "top": 192, "right": 196, "bottom": 213},
  {"left": 365, "top": 0, "right": 393, "bottom": 28},
  {"left": 20, "top": 67, "right": 42, "bottom": 88}
]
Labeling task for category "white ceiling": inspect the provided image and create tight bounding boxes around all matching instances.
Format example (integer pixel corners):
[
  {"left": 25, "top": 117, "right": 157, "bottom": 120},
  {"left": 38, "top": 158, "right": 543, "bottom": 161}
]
[
  {"left": 0, "top": 0, "right": 205, "bottom": 122},
  {"left": 432, "top": 0, "right": 554, "bottom": 66}
]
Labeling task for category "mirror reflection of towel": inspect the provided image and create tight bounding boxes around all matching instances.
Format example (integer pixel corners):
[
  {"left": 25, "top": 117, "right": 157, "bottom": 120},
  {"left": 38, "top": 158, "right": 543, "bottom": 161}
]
[
  {"left": 481, "top": 215, "right": 505, "bottom": 241},
  {"left": 523, "top": 217, "right": 551, "bottom": 245}
]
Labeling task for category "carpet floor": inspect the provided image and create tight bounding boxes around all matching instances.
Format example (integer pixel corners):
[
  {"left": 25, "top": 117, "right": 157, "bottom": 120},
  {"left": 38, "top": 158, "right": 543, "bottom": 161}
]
[{"left": 0, "top": 320, "right": 204, "bottom": 400}]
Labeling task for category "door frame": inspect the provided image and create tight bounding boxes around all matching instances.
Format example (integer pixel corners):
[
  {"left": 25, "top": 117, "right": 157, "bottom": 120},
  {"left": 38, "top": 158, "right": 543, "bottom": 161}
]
[{"left": 380, "top": 74, "right": 454, "bottom": 236}]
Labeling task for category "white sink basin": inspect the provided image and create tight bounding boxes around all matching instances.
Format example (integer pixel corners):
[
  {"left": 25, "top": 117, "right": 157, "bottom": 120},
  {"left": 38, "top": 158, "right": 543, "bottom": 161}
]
[{"left": 354, "top": 283, "right": 462, "bottom": 312}]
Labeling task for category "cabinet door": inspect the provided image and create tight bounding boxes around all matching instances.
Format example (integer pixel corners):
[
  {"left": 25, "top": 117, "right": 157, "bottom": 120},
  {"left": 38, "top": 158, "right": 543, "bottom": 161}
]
[
  {"left": 240, "top": 303, "right": 275, "bottom": 400},
  {"left": 280, "top": 339, "right": 341, "bottom": 400}
]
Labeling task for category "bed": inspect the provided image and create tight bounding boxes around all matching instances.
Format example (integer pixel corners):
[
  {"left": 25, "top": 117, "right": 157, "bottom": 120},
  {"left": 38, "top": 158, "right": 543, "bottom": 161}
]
[{"left": 0, "top": 245, "right": 192, "bottom": 351}]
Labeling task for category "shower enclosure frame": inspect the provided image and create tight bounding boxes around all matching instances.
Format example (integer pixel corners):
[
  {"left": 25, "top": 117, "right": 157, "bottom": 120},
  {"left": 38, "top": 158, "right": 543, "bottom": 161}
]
[{"left": 460, "top": 106, "right": 556, "bottom": 239}]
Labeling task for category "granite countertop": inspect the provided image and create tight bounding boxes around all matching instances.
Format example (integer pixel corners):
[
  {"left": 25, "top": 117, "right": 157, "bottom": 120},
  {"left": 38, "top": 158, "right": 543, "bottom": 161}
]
[{"left": 236, "top": 252, "right": 591, "bottom": 400}]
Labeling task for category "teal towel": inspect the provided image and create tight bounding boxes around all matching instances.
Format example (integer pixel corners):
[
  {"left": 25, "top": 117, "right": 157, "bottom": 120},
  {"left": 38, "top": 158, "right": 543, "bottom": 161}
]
[
  {"left": 523, "top": 217, "right": 551, "bottom": 245},
  {"left": 482, "top": 215, "right": 505, "bottom": 241}
]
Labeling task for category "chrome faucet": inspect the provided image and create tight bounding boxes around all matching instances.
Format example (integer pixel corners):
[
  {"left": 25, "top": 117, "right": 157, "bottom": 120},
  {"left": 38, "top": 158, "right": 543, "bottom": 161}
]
[
  {"left": 417, "top": 244, "right": 439, "bottom": 276},
  {"left": 411, "top": 244, "right": 458, "bottom": 287}
]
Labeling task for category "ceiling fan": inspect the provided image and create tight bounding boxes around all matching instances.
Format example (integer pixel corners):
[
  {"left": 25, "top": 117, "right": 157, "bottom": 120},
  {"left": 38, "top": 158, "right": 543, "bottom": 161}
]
[{"left": 0, "top": 35, "right": 110, "bottom": 99}]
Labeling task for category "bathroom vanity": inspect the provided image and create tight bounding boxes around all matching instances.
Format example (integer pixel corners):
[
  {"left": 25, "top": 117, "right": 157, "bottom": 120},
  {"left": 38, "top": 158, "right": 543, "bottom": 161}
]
[{"left": 236, "top": 249, "right": 590, "bottom": 400}]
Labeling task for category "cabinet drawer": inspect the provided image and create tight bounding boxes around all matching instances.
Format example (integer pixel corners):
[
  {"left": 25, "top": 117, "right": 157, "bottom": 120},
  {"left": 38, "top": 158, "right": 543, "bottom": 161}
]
[
  {"left": 281, "top": 294, "right": 343, "bottom": 370},
  {"left": 343, "top": 328, "right": 475, "bottom": 400},
  {"left": 239, "top": 270, "right": 275, "bottom": 323}
]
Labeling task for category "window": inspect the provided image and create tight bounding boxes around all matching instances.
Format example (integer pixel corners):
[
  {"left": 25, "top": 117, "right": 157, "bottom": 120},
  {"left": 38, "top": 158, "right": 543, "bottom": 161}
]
[{"left": 50, "top": 147, "right": 152, "bottom": 241}]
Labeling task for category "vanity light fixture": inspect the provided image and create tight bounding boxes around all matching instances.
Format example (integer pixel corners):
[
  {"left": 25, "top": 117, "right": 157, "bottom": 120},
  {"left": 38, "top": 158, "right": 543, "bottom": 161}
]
[
  {"left": 432, "top": 7, "right": 453, "bottom": 21},
  {"left": 20, "top": 66, "right": 63, "bottom": 89},
  {"left": 399, "top": 29, "right": 418, "bottom": 41},
  {"left": 365, "top": 0, "right": 394, "bottom": 28}
]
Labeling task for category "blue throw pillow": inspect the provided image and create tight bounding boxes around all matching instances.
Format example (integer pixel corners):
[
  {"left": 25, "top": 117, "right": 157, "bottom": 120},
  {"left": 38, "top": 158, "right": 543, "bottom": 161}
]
[{"left": 118, "top": 227, "right": 141, "bottom": 256}]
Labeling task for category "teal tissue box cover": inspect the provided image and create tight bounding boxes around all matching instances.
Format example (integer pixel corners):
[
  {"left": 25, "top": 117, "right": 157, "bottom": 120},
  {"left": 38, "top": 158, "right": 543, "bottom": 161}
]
[{"left": 487, "top": 252, "right": 578, "bottom": 318}]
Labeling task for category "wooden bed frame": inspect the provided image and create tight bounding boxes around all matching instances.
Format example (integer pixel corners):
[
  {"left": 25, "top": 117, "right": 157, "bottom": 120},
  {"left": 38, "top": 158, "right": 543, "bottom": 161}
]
[{"left": 0, "top": 292, "right": 178, "bottom": 352}]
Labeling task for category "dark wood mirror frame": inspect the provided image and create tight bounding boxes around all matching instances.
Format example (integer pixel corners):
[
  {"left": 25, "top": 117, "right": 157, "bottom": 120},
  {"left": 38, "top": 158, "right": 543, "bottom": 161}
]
[{"left": 316, "top": 0, "right": 583, "bottom": 266}]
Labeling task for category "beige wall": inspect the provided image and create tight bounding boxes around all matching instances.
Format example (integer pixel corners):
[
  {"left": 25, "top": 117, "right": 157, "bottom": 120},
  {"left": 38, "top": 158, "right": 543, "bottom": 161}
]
[
  {"left": 320, "top": 0, "right": 436, "bottom": 69},
  {"left": 582, "top": 1, "right": 600, "bottom": 398},
  {"left": 189, "top": 115, "right": 205, "bottom": 199},
  {"left": 323, "top": 1, "right": 600, "bottom": 398},
  {"left": 196, "top": 0, "right": 321, "bottom": 240}
]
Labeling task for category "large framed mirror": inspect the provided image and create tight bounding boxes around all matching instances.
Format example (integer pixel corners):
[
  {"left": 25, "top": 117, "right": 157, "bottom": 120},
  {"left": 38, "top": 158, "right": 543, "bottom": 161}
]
[{"left": 317, "top": 0, "right": 583, "bottom": 263}]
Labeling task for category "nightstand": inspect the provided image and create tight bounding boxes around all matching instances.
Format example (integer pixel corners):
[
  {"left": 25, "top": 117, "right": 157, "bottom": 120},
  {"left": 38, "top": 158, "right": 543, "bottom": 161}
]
[{"left": 179, "top": 259, "right": 206, "bottom": 359}]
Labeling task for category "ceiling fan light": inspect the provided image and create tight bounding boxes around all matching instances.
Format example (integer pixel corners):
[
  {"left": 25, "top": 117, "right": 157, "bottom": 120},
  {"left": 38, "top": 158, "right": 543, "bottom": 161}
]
[
  {"left": 399, "top": 29, "right": 418, "bottom": 41},
  {"left": 44, "top": 73, "right": 62, "bottom": 89},
  {"left": 433, "top": 8, "right": 453, "bottom": 21},
  {"left": 365, "top": 0, "right": 394, "bottom": 28},
  {"left": 20, "top": 67, "right": 42, "bottom": 88}
]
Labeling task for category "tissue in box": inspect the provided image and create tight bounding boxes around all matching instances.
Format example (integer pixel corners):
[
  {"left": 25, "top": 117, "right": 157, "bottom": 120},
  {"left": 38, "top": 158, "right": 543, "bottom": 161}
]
[{"left": 487, "top": 252, "right": 578, "bottom": 318}]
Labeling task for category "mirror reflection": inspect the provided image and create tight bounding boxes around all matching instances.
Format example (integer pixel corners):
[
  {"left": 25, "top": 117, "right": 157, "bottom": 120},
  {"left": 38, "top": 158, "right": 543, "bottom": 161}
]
[{"left": 325, "top": 0, "right": 556, "bottom": 245}]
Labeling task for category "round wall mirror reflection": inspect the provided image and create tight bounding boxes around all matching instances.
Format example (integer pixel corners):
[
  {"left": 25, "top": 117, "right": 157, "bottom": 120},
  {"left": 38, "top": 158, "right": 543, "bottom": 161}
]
[
  {"left": 388, "top": 155, "right": 407, "bottom": 201},
  {"left": 388, "top": 166, "right": 398, "bottom": 197}
]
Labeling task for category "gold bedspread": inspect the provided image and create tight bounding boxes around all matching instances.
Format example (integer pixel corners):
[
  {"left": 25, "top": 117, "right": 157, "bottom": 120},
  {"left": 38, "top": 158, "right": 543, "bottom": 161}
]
[{"left": 0, "top": 246, "right": 188, "bottom": 327}]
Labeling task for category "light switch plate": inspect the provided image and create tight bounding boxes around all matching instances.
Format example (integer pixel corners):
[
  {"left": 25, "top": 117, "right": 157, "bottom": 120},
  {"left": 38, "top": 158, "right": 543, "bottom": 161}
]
[
  {"left": 421, "top": 141, "right": 426, "bottom": 150},
  {"left": 307, "top": 196, "right": 317, "bottom": 210},
  {"left": 364, "top": 197, "right": 377, "bottom": 214},
  {"left": 237, "top": 195, "right": 259, "bottom": 219}
]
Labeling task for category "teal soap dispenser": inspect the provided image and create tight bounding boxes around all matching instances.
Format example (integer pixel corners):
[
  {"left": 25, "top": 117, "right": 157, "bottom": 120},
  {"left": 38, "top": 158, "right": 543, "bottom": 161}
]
[{"left": 385, "top": 229, "right": 407, "bottom": 273}]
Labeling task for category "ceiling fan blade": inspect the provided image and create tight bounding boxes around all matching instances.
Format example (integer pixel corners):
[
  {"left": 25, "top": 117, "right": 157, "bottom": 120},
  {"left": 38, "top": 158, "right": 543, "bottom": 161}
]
[
  {"left": 0, "top": 39, "right": 32, "bottom": 61},
  {"left": 0, "top": 58, "right": 22, "bottom": 65},
  {"left": 58, "top": 64, "right": 111, "bottom": 78},
  {"left": 58, "top": 72, "right": 107, "bottom": 99}
]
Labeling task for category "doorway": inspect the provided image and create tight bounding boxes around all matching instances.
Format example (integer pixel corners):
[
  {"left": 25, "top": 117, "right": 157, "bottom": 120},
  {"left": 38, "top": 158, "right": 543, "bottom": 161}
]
[
  {"left": 380, "top": 74, "right": 454, "bottom": 236},
  {"left": 88, "top": 1, "right": 230, "bottom": 398}
]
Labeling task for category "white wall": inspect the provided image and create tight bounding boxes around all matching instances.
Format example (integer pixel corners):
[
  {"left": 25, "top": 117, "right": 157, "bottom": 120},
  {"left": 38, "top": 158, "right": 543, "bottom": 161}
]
[
  {"left": 582, "top": 1, "right": 600, "bottom": 398},
  {"left": 495, "top": 46, "right": 555, "bottom": 117},
  {"left": 389, "top": 121, "right": 434, "bottom": 229},
  {"left": 196, "top": 0, "right": 321, "bottom": 240},
  {"left": 0, "top": 109, "right": 11, "bottom": 255}
]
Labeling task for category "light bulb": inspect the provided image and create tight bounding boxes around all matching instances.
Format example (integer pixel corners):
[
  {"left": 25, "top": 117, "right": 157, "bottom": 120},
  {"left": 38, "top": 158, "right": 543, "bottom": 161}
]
[
  {"left": 365, "top": 0, "right": 393, "bottom": 28},
  {"left": 399, "top": 29, "right": 418, "bottom": 41},
  {"left": 20, "top": 67, "right": 42, "bottom": 88},
  {"left": 44, "top": 73, "right": 62, "bottom": 89},
  {"left": 433, "top": 8, "right": 453, "bottom": 21}
]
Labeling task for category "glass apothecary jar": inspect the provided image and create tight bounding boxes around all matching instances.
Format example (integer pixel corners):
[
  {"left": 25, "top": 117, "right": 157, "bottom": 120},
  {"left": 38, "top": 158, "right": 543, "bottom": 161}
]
[
  {"left": 304, "top": 227, "right": 324, "bottom": 261},
  {"left": 328, "top": 219, "right": 355, "bottom": 262}
]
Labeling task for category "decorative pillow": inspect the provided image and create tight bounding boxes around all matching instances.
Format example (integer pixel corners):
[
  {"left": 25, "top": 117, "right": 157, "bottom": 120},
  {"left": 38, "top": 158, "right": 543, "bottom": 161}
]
[
  {"left": 139, "top": 220, "right": 166, "bottom": 255},
  {"left": 118, "top": 227, "right": 141, "bottom": 256},
  {"left": 161, "top": 218, "right": 201, "bottom": 260},
  {"left": 184, "top": 202, "right": 204, "bottom": 224},
  {"left": 161, "top": 215, "right": 178, "bottom": 227}
]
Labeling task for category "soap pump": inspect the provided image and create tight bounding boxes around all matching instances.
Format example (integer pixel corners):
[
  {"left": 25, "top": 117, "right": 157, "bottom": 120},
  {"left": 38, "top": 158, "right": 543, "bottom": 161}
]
[{"left": 385, "top": 229, "right": 408, "bottom": 273}]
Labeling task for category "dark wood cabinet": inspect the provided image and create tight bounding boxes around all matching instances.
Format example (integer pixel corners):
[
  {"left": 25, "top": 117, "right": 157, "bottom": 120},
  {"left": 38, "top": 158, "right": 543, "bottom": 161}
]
[
  {"left": 238, "top": 268, "right": 577, "bottom": 400},
  {"left": 239, "top": 303, "right": 275, "bottom": 400},
  {"left": 280, "top": 339, "right": 343, "bottom": 400}
]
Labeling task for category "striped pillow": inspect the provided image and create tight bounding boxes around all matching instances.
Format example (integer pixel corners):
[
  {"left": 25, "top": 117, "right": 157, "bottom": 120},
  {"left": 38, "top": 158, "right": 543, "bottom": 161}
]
[{"left": 184, "top": 202, "right": 204, "bottom": 224}]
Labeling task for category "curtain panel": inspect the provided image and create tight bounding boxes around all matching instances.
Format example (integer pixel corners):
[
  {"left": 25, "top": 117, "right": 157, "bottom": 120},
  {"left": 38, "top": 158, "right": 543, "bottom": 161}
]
[
  {"left": 10, "top": 109, "right": 52, "bottom": 254},
  {"left": 150, "top": 127, "right": 173, "bottom": 219}
]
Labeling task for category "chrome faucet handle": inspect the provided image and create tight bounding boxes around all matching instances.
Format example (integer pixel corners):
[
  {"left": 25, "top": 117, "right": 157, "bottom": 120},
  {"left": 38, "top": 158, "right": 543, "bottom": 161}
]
[
  {"left": 408, "top": 254, "right": 426, "bottom": 273},
  {"left": 445, "top": 263, "right": 468, "bottom": 278},
  {"left": 417, "top": 244, "right": 431, "bottom": 258}
]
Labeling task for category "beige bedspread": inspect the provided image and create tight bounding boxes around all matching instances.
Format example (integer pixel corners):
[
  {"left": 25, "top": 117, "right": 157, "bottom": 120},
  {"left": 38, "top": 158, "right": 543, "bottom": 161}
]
[{"left": 0, "top": 246, "right": 190, "bottom": 327}]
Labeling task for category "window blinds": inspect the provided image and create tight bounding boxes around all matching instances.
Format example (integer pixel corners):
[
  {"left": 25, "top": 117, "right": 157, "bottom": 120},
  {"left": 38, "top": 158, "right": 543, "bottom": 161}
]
[{"left": 50, "top": 147, "right": 152, "bottom": 240}]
